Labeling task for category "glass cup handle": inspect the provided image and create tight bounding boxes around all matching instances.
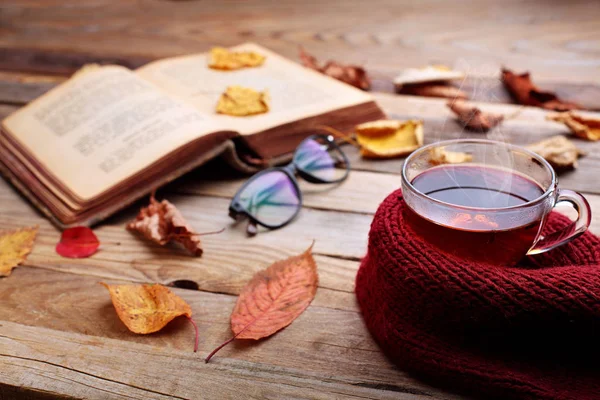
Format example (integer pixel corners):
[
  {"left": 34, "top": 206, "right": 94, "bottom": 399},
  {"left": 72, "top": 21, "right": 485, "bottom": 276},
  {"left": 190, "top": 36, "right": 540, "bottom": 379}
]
[{"left": 528, "top": 189, "right": 592, "bottom": 255}]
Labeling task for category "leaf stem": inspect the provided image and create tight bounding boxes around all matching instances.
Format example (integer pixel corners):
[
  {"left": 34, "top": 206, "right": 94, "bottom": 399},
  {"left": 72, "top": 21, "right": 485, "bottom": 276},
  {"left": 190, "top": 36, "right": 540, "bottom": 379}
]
[
  {"left": 187, "top": 316, "right": 199, "bottom": 353},
  {"left": 205, "top": 336, "right": 235, "bottom": 363}
]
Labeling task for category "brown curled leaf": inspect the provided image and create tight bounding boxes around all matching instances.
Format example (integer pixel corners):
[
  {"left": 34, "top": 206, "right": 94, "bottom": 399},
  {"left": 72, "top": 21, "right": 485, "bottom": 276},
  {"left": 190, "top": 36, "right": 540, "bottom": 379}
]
[
  {"left": 399, "top": 83, "right": 468, "bottom": 100},
  {"left": 526, "top": 135, "right": 585, "bottom": 170},
  {"left": 127, "top": 195, "right": 203, "bottom": 256},
  {"left": 393, "top": 65, "right": 465, "bottom": 86},
  {"left": 501, "top": 68, "right": 581, "bottom": 111},
  {"left": 447, "top": 101, "right": 504, "bottom": 132},
  {"left": 547, "top": 112, "right": 600, "bottom": 141},
  {"left": 299, "top": 48, "right": 370, "bottom": 90}
]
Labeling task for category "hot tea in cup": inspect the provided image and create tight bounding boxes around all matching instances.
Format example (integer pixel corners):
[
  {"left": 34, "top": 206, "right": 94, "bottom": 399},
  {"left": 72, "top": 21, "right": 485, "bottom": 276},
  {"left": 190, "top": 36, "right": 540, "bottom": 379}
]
[{"left": 401, "top": 140, "right": 591, "bottom": 266}]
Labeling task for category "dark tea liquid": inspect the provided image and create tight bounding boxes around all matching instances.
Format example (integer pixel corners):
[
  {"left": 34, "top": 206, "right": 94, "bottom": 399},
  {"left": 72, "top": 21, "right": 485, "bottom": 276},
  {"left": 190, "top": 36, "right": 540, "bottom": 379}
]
[{"left": 404, "top": 165, "right": 546, "bottom": 266}]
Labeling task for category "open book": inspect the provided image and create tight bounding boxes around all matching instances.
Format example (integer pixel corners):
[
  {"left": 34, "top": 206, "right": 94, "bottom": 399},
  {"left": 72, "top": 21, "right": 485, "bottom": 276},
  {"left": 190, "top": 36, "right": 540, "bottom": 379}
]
[{"left": 0, "top": 43, "right": 384, "bottom": 228}]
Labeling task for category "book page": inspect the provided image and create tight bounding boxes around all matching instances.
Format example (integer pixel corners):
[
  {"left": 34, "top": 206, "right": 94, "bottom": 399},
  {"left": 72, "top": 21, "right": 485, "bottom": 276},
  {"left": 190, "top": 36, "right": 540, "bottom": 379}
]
[
  {"left": 136, "top": 43, "right": 374, "bottom": 135},
  {"left": 3, "top": 65, "right": 225, "bottom": 201}
]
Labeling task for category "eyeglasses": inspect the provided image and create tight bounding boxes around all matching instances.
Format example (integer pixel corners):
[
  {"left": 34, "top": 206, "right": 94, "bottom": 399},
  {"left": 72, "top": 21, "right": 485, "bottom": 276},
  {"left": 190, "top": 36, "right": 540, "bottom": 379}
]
[{"left": 229, "top": 133, "right": 350, "bottom": 235}]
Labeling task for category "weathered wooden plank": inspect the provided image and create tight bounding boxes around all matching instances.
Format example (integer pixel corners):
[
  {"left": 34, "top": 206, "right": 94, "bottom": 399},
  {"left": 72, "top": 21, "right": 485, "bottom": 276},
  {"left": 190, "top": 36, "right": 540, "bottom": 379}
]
[
  {"left": 0, "top": 269, "right": 463, "bottom": 399},
  {"left": 1, "top": 0, "right": 599, "bottom": 82},
  {"left": 0, "top": 63, "right": 599, "bottom": 110}
]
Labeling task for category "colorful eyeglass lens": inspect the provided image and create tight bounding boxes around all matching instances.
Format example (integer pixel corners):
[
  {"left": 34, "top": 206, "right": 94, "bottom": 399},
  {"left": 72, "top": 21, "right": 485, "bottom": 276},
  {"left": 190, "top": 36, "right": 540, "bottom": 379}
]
[
  {"left": 293, "top": 136, "right": 349, "bottom": 183},
  {"left": 236, "top": 170, "right": 300, "bottom": 227}
]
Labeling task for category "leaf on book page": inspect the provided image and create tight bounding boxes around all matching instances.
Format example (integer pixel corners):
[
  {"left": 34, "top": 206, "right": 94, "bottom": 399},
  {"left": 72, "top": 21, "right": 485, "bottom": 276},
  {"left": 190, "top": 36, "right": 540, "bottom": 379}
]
[
  {"left": 299, "top": 48, "right": 370, "bottom": 90},
  {"left": 208, "top": 47, "right": 266, "bottom": 70},
  {"left": 547, "top": 112, "right": 600, "bottom": 141},
  {"left": 205, "top": 243, "right": 318, "bottom": 362},
  {"left": 398, "top": 83, "right": 468, "bottom": 100},
  {"left": 429, "top": 147, "right": 473, "bottom": 166},
  {"left": 56, "top": 226, "right": 99, "bottom": 258},
  {"left": 393, "top": 65, "right": 464, "bottom": 86},
  {"left": 127, "top": 195, "right": 214, "bottom": 256},
  {"left": 355, "top": 119, "right": 424, "bottom": 159},
  {"left": 0, "top": 226, "right": 38, "bottom": 277},
  {"left": 526, "top": 135, "right": 585, "bottom": 170},
  {"left": 447, "top": 100, "right": 504, "bottom": 132},
  {"left": 216, "top": 86, "right": 270, "bottom": 116},
  {"left": 501, "top": 68, "right": 581, "bottom": 111},
  {"left": 101, "top": 282, "right": 199, "bottom": 352}
]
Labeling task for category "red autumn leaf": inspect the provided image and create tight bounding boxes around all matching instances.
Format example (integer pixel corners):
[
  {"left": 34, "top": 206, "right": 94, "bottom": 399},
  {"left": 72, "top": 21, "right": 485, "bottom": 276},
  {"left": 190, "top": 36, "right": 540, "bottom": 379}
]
[
  {"left": 299, "top": 48, "right": 370, "bottom": 90},
  {"left": 205, "top": 243, "right": 318, "bottom": 362},
  {"left": 501, "top": 68, "right": 582, "bottom": 111},
  {"left": 447, "top": 100, "right": 504, "bottom": 132},
  {"left": 399, "top": 83, "right": 468, "bottom": 100},
  {"left": 56, "top": 226, "right": 99, "bottom": 258}
]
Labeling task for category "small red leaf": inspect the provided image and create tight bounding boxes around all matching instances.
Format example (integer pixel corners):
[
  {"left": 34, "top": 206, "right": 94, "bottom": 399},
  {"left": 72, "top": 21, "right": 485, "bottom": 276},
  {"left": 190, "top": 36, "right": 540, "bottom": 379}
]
[{"left": 56, "top": 226, "right": 99, "bottom": 258}]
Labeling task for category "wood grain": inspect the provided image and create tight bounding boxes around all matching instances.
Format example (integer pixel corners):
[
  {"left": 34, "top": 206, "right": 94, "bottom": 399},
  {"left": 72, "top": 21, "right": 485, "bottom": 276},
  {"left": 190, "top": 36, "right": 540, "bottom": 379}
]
[
  {"left": 1, "top": 269, "right": 463, "bottom": 400},
  {"left": 1, "top": 1, "right": 599, "bottom": 399}
]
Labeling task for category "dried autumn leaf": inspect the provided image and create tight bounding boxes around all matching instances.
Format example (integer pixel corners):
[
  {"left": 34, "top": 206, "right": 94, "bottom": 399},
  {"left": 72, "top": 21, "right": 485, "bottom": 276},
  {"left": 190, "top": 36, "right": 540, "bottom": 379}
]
[
  {"left": 205, "top": 243, "right": 318, "bottom": 362},
  {"left": 208, "top": 47, "right": 266, "bottom": 70},
  {"left": 299, "top": 48, "right": 370, "bottom": 90},
  {"left": 547, "top": 112, "right": 600, "bottom": 141},
  {"left": 127, "top": 195, "right": 204, "bottom": 256},
  {"left": 501, "top": 68, "right": 581, "bottom": 111},
  {"left": 399, "top": 83, "right": 468, "bottom": 100},
  {"left": 429, "top": 147, "right": 473, "bottom": 165},
  {"left": 447, "top": 101, "right": 504, "bottom": 132},
  {"left": 356, "top": 119, "right": 424, "bottom": 159},
  {"left": 56, "top": 226, "right": 99, "bottom": 258},
  {"left": 0, "top": 226, "right": 38, "bottom": 277},
  {"left": 101, "top": 282, "right": 199, "bottom": 352},
  {"left": 526, "top": 135, "right": 585, "bottom": 170},
  {"left": 216, "top": 86, "right": 270, "bottom": 117},
  {"left": 393, "top": 65, "right": 464, "bottom": 86}
]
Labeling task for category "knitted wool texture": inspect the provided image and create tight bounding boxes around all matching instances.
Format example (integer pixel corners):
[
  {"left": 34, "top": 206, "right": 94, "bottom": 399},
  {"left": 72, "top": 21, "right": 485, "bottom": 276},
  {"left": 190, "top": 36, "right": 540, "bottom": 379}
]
[{"left": 356, "top": 190, "right": 600, "bottom": 400}]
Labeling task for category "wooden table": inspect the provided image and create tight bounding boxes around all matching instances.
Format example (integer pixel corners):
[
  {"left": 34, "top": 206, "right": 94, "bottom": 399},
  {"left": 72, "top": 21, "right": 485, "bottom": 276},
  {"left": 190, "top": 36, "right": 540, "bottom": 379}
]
[{"left": 1, "top": 1, "right": 599, "bottom": 399}]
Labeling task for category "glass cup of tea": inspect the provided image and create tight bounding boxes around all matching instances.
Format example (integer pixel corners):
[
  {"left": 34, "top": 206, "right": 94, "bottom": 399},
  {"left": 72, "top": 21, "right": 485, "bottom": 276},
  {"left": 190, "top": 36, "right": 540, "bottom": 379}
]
[{"left": 401, "top": 139, "right": 592, "bottom": 267}]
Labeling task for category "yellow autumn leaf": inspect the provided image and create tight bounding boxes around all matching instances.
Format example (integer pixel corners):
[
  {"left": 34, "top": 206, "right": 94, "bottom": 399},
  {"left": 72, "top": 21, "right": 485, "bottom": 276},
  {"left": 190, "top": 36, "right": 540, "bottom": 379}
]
[
  {"left": 429, "top": 147, "right": 473, "bottom": 165},
  {"left": 0, "top": 226, "right": 38, "bottom": 277},
  {"left": 526, "top": 135, "right": 584, "bottom": 170},
  {"left": 101, "top": 283, "right": 192, "bottom": 334},
  {"left": 216, "top": 86, "right": 270, "bottom": 117},
  {"left": 208, "top": 47, "right": 266, "bottom": 70},
  {"left": 356, "top": 119, "right": 424, "bottom": 159},
  {"left": 548, "top": 112, "right": 600, "bottom": 141}
]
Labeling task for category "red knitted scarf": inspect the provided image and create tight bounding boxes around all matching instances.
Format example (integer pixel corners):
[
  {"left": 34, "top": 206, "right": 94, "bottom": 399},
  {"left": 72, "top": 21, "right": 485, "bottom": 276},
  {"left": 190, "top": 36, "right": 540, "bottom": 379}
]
[{"left": 356, "top": 190, "right": 600, "bottom": 400}]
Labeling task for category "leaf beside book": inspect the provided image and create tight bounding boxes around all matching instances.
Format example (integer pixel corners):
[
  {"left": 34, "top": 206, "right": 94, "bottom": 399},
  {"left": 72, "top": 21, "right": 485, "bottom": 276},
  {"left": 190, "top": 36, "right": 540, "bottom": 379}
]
[{"left": 206, "top": 243, "right": 318, "bottom": 362}]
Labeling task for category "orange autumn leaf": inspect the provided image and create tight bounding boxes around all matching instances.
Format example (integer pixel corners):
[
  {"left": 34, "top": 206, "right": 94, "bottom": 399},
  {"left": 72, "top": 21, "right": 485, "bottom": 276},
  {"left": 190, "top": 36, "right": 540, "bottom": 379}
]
[
  {"left": 447, "top": 100, "right": 504, "bottom": 132},
  {"left": 205, "top": 243, "right": 318, "bottom": 362},
  {"left": 0, "top": 226, "right": 38, "bottom": 277},
  {"left": 216, "top": 86, "right": 270, "bottom": 116},
  {"left": 127, "top": 195, "right": 206, "bottom": 256},
  {"left": 299, "top": 48, "right": 370, "bottom": 90},
  {"left": 547, "top": 112, "right": 600, "bottom": 141},
  {"left": 355, "top": 119, "right": 424, "bottom": 159},
  {"left": 501, "top": 68, "right": 581, "bottom": 111},
  {"left": 101, "top": 282, "right": 199, "bottom": 352}
]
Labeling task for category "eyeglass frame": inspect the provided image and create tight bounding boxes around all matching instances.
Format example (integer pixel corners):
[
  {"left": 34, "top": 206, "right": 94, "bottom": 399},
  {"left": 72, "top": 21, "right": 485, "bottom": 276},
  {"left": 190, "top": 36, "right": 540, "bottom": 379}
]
[{"left": 228, "top": 133, "right": 351, "bottom": 230}]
